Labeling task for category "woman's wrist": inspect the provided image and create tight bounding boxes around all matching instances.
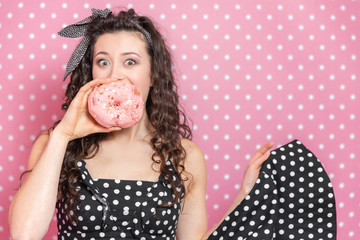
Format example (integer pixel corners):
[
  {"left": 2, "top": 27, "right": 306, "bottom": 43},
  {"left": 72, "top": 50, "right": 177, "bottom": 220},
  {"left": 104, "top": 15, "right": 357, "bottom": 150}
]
[
  {"left": 51, "top": 127, "right": 72, "bottom": 143},
  {"left": 234, "top": 188, "right": 249, "bottom": 206}
]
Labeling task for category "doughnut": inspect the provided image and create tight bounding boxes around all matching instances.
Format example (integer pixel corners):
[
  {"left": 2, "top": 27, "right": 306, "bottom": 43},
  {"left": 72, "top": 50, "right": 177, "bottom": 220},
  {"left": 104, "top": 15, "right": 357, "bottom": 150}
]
[{"left": 88, "top": 81, "right": 144, "bottom": 128}]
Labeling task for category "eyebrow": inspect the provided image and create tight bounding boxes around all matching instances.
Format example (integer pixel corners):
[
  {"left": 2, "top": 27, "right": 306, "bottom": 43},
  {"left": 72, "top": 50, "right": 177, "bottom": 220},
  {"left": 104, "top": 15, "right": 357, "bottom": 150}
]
[{"left": 94, "top": 51, "right": 142, "bottom": 58}]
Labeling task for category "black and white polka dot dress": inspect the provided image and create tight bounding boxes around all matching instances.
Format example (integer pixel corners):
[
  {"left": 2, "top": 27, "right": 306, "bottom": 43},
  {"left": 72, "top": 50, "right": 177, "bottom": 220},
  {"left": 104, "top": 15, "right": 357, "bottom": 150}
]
[
  {"left": 56, "top": 139, "right": 336, "bottom": 239},
  {"left": 56, "top": 159, "right": 182, "bottom": 239},
  {"left": 207, "top": 139, "right": 337, "bottom": 240}
]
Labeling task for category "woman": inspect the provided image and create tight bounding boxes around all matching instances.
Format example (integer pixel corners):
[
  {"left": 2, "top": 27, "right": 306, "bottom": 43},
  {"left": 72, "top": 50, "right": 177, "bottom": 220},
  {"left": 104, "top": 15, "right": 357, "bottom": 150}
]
[{"left": 9, "top": 8, "right": 273, "bottom": 239}]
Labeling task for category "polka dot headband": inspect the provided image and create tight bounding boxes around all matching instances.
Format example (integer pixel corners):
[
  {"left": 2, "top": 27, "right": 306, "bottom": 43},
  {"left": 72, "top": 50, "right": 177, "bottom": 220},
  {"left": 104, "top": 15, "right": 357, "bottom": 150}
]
[{"left": 58, "top": 8, "right": 153, "bottom": 81}]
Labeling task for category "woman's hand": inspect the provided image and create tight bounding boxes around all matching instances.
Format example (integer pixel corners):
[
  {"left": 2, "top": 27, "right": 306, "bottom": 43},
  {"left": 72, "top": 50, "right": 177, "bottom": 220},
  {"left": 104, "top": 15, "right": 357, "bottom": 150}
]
[
  {"left": 240, "top": 142, "right": 274, "bottom": 195},
  {"left": 200, "top": 142, "right": 275, "bottom": 239},
  {"left": 55, "top": 78, "right": 122, "bottom": 141}
]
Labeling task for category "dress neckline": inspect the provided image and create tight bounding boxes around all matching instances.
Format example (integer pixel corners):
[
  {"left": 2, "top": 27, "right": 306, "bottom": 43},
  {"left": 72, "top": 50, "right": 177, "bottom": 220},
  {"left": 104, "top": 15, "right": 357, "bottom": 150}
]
[{"left": 79, "top": 159, "right": 161, "bottom": 184}]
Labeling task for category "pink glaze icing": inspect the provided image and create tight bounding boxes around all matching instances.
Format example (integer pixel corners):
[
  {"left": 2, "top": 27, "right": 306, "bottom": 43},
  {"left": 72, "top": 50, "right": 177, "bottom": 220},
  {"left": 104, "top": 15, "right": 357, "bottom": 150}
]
[{"left": 88, "top": 81, "right": 144, "bottom": 128}]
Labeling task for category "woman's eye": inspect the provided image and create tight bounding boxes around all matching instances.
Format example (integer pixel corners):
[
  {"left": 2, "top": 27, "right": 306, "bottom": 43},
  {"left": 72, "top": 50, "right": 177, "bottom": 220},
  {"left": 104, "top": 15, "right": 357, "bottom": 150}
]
[
  {"left": 98, "top": 59, "right": 110, "bottom": 66},
  {"left": 124, "top": 59, "right": 136, "bottom": 66}
]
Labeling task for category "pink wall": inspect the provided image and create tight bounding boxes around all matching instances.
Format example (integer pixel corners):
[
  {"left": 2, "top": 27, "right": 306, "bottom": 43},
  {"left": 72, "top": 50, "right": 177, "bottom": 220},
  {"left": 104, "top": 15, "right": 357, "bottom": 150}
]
[{"left": 1, "top": 0, "right": 359, "bottom": 239}]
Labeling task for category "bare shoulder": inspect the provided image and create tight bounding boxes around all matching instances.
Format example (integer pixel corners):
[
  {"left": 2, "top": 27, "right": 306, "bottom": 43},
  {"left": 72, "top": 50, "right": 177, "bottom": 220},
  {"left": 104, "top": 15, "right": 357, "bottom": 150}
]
[
  {"left": 180, "top": 138, "right": 205, "bottom": 165},
  {"left": 180, "top": 139, "right": 207, "bottom": 190},
  {"left": 181, "top": 138, "right": 203, "bottom": 153},
  {"left": 27, "top": 131, "right": 50, "bottom": 170}
]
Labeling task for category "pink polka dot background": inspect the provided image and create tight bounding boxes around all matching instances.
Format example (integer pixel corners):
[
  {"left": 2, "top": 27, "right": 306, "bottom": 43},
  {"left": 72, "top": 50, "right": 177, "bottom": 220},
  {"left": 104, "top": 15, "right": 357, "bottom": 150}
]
[{"left": 1, "top": 0, "right": 359, "bottom": 239}]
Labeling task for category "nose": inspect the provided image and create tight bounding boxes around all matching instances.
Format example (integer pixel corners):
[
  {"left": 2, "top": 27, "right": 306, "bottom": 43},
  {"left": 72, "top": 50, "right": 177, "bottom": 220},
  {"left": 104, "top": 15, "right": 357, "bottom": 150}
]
[
  {"left": 110, "top": 65, "right": 126, "bottom": 80},
  {"left": 109, "top": 66, "right": 133, "bottom": 85}
]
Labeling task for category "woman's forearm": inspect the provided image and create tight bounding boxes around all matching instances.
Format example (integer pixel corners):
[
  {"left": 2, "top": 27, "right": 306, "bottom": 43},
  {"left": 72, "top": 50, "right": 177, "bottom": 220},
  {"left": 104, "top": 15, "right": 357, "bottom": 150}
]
[
  {"left": 202, "top": 143, "right": 272, "bottom": 239},
  {"left": 9, "top": 129, "right": 70, "bottom": 239},
  {"left": 202, "top": 190, "right": 248, "bottom": 239}
]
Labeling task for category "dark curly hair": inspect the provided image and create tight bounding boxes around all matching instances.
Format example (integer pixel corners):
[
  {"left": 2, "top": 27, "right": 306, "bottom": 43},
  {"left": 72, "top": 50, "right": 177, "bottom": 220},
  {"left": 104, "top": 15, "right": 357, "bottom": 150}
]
[{"left": 54, "top": 9, "right": 192, "bottom": 223}]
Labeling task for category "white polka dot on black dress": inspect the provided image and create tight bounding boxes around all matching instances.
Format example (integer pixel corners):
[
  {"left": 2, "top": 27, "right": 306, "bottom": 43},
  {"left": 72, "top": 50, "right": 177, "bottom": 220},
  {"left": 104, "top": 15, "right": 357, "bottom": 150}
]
[
  {"left": 207, "top": 139, "right": 336, "bottom": 240},
  {"left": 56, "top": 158, "right": 182, "bottom": 239},
  {"left": 56, "top": 140, "right": 336, "bottom": 239}
]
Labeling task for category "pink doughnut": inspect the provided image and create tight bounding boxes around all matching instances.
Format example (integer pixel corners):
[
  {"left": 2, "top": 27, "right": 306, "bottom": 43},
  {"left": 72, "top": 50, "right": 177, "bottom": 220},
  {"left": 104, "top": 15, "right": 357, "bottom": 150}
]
[{"left": 88, "top": 81, "right": 144, "bottom": 128}]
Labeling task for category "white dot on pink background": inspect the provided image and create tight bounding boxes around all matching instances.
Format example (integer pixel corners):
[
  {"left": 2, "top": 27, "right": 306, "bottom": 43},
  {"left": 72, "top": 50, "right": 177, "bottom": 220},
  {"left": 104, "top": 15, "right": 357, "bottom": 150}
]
[{"left": 1, "top": 1, "right": 358, "bottom": 239}]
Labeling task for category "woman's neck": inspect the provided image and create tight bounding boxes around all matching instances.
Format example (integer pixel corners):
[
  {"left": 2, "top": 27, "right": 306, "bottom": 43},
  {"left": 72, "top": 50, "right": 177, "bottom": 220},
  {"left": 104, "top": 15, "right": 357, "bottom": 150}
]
[{"left": 106, "top": 111, "right": 154, "bottom": 143}]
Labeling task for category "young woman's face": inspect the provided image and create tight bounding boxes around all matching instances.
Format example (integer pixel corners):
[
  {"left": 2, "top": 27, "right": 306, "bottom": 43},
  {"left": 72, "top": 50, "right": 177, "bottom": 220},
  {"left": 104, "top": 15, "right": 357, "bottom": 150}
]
[{"left": 92, "top": 31, "right": 152, "bottom": 103}]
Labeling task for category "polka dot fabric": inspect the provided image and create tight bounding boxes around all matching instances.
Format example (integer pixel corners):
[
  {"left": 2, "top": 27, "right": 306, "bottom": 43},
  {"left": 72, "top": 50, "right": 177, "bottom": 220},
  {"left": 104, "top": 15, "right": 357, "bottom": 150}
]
[
  {"left": 2, "top": 1, "right": 359, "bottom": 239},
  {"left": 208, "top": 139, "right": 336, "bottom": 239},
  {"left": 56, "top": 160, "right": 181, "bottom": 239}
]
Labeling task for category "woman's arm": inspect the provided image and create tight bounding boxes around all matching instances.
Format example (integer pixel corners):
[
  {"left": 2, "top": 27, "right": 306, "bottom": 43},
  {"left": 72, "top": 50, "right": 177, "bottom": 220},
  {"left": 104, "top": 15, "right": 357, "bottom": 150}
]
[
  {"left": 8, "top": 130, "right": 70, "bottom": 239},
  {"left": 176, "top": 139, "right": 208, "bottom": 240},
  {"left": 176, "top": 141, "right": 274, "bottom": 240},
  {"left": 202, "top": 142, "right": 274, "bottom": 239},
  {"left": 8, "top": 78, "right": 121, "bottom": 240}
]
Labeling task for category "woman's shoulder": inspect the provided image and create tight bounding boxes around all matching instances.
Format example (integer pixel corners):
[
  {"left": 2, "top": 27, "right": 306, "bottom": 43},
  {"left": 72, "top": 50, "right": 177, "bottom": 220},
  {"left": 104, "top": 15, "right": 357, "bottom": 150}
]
[
  {"left": 180, "top": 138, "right": 206, "bottom": 175},
  {"left": 180, "top": 138, "right": 204, "bottom": 160},
  {"left": 180, "top": 138, "right": 207, "bottom": 194},
  {"left": 27, "top": 131, "right": 50, "bottom": 170}
]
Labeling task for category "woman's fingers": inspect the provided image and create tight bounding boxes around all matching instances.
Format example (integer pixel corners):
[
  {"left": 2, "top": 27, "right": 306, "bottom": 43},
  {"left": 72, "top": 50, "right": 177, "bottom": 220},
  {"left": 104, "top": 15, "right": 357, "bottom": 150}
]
[
  {"left": 57, "top": 78, "right": 123, "bottom": 140},
  {"left": 240, "top": 142, "right": 275, "bottom": 194},
  {"left": 82, "top": 84, "right": 97, "bottom": 106},
  {"left": 249, "top": 142, "right": 274, "bottom": 164},
  {"left": 105, "top": 126, "right": 122, "bottom": 132},
  {"left": 82, "top": 78, "right": 119, "bottom": 92},
  {"left": 74, "top": 78, "right": 119, "bottom": 103},
  {"left": 252, "top": 150, "right": 271, "bottom": 167},
  {"left": 68, "top": 78, "right": 120, "bottom": 114}
]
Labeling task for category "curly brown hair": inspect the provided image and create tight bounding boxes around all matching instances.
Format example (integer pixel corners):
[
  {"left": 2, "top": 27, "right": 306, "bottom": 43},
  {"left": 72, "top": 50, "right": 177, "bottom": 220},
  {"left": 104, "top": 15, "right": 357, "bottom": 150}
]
[{"left": 53, "top": 9, "right": 192, "bottom": 223}]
